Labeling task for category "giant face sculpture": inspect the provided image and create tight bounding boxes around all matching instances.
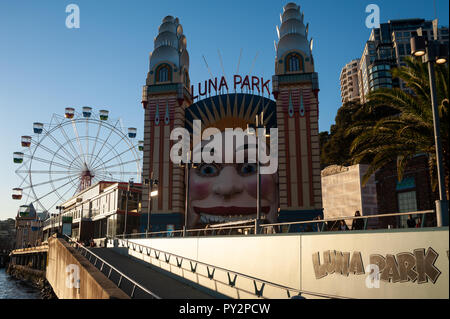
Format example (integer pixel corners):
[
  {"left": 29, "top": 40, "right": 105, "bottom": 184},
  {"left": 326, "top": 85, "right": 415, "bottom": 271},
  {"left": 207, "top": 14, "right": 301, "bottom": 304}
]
[{"left": 185, "top": 94, "right": 279, "bottom": 229}]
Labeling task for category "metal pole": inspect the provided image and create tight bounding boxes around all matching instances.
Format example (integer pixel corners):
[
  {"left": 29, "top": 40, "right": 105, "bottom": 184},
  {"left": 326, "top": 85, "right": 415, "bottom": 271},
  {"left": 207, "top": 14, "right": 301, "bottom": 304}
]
[
  {"left": 255, "top": 114, "right": 261, "bottom": 235},
  {"left": 123, "top": 184, "right": 129, "bottom": 238},
  {"left": 184, "top": 152, "right": 190, "bottom": 237},
  {"left": 147, "top": 174, "right": 153, "bottom": 237},
  {"left": 147, "top": 183, "right": 151, "bottom": 237},
  {"left": 427, "top": 57, "right": 449, "bottom": 226}
]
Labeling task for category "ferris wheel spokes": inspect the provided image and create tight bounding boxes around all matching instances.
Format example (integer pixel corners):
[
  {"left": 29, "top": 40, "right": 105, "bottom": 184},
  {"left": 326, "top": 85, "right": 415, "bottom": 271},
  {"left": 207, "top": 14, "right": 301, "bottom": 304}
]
[
  {"left": 47, "top": 182, "right": 80, "bottom": 215},
  {"left": 41, "top": 127, "right": 81, "bottom": 167},
  {"left": 32, "top": 177, "right": 80, "bottom": 211},
  {"left": 22, "top": 172, "right": 81, "bottom": 190},
  {"left": 29, "top": 138, "right": 79, "bottom": 169},
  {"left": 92, "top": 142, "right": 140, "bottom": 172},
  {"left": 54, "top": 117, "right": 85, "bottom": 165},
  {"left": 88, "top": 117, "right": 103, "bottom": 168},
  {"left": 15, "top": 170, "right": 78, "bottom": 175},
  {"left": 24, "top": 154, "right": 72, "bottom": 171},
  {"left": 71, "top": 119, "right": 88, "bottom": 165},
  {"left": 88, "top": 119, "right": 121, "bottom": 168},
  {"left": 102, "top": 158, "right": 141, "bottom": 171}
]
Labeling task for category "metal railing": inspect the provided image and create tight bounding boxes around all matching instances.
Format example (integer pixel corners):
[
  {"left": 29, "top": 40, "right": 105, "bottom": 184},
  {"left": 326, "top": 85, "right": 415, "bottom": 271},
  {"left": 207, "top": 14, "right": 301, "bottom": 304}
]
[
  {"left": 259, "top": 210, "right": 435, "bottom": 233},
  {"left": 113, "top": 237, "right": 349, "bottom": 299},
  {"left": 116, "top": 210, "right": 436, "bottom": 239},
  {"left": 63, "top": 235, "right": 160, "bottom": 299}
]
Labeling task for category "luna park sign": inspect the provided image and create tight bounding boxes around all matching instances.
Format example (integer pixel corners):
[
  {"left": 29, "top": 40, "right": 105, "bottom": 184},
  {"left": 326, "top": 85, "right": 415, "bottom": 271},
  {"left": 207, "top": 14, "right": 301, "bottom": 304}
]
[
  {"left": 191, "top": 75, "right": 271, "bottom": 100},
  {"left": 312, "top": 247, "right": 445, "bottom": 284}
]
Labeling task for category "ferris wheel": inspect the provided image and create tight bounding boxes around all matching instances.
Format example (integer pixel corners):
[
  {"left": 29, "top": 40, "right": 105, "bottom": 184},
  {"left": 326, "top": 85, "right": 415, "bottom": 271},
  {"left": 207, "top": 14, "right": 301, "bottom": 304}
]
[{"left": 12, "top": 107, "right": 143, "bottom": 215}]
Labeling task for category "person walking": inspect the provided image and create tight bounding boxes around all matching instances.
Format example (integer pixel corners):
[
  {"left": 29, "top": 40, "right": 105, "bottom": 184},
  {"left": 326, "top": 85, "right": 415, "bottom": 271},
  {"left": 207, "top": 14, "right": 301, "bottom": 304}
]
[
  {"left": 351, "top": 211, "right": 364, "bottom": 230},
  {"left": 339, "top": 220, "right": 349, "bottom": 231},
  {"left": 407, "top": 215, "right": 416, "bottom": 228}
]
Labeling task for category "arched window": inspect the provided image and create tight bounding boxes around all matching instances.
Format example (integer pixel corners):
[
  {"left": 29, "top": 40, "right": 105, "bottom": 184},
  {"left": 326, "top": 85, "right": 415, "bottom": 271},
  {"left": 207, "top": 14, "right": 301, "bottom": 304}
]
[
  {"left": 286, "top": 53, "right": 303, "bottom": 72},
  {"left": 156, "top": 64, "right": 171, "bottom": 83}
]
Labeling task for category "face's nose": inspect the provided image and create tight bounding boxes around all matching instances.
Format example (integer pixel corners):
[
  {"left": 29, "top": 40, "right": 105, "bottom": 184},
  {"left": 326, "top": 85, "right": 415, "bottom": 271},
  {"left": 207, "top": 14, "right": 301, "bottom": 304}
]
[{"left": 212, "top": 166, "right": 244, "bottom": 197}]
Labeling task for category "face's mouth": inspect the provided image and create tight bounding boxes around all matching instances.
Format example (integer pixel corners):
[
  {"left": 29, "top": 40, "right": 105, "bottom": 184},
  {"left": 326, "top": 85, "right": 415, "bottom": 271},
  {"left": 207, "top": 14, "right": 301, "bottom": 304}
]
[{"left": 193, "top": 206, "right": 271, "bottom": 224}]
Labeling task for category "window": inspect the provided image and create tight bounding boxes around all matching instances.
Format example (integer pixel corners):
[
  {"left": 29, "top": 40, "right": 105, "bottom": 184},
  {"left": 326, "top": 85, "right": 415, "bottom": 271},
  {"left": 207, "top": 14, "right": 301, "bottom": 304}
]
[
  {"left": 286, "top": 53, "right": 303, "bottom": 72},
  {"left": 398, "top": 191, "right": 418, "bottom": 228},
  {"left": 159, "top": 67, "right": 168, "bottom": 82},
  {"left": 156, "top": 64, "right": 171, "bottom": 83}
]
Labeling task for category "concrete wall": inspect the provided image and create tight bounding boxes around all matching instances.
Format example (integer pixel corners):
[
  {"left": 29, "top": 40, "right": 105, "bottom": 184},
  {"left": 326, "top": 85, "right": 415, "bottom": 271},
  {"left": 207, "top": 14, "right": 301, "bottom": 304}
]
[
  {"left": 126, "top": 228, "right": 449, "bottom": 299},
  {"left": 46, "top": 237, "right": 129, "bottom": 299},
  {"left": 321, "top": 164, "right": 378, "bottom": 227}
]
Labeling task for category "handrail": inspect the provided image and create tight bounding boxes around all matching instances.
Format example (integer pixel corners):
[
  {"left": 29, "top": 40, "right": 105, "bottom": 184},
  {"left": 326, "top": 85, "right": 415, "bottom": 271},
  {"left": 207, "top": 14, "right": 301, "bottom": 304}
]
[
  {"left": 63, "top": 235, "right": 160, "bottom": 299},
  {"left": 116, "top": 209, "right": 435, "bottom": 239},
  {"left": 114, "top": 237, "right": 351, "bottom": 299},
  {"left": 260, "top": 210, "right": 435, "bottom": 228}
]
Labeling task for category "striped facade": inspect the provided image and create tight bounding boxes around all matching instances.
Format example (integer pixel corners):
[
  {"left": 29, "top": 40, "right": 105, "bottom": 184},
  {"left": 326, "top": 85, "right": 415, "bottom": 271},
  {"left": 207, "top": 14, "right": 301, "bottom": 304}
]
[{"left": 276, "top": 85, "right": 322, "bottom": 212}]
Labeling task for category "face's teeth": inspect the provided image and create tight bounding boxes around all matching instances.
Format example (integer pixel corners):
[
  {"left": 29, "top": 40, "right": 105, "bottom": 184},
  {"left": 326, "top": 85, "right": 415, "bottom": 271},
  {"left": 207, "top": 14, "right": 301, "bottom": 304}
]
[{"left": 199, "top": 213, "right": 264, "bottom": 224}]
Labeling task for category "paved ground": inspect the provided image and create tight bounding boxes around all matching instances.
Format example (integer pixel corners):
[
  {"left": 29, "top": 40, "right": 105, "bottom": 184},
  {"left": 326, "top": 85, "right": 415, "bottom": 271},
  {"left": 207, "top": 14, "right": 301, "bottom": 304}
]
[{"left": 89, "top": 247, "right": 215, "bottom": 299}]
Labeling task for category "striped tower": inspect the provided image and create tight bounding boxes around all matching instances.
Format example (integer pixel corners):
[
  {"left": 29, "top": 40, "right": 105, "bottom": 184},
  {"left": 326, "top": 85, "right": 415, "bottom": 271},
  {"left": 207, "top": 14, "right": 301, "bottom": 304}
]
[
  {"left": 272, "top": 3, "right": 323, "bottom": 222},
  {"left": 141, "top": 16, "right": 192, "bottom": 232}
]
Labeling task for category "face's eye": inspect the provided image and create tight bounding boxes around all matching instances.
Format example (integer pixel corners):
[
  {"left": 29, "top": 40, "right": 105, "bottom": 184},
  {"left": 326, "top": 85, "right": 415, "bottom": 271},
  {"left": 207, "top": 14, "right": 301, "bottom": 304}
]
[
  {"left": 237, "top": 163, "right": 257, "bottom": 176},
  {"left": 196, "top": 163, "right": 220, "bottom": 177}
]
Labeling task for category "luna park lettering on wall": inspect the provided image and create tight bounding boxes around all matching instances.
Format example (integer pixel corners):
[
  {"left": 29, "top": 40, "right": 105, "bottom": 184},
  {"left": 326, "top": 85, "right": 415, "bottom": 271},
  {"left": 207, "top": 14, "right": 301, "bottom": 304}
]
[{"left": 312, "top": 247, "right": 443, "bottom": 284}]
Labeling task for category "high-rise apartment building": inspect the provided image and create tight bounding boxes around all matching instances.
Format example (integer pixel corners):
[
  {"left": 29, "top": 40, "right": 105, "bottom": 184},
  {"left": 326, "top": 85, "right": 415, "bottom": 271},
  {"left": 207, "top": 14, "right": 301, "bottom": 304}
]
[
  {"left": 355, "top": 19, "right": 448, "bottom": 104},
  {"left": 339, "top": 59, "right": 360, "bottom": 104}
]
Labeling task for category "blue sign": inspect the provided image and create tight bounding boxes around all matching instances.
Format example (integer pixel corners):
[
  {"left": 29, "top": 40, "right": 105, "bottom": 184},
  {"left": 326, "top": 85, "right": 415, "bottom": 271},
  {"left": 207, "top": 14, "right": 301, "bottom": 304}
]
[{"left": 396, "top": 177, "right": 415, "bottom": 191}]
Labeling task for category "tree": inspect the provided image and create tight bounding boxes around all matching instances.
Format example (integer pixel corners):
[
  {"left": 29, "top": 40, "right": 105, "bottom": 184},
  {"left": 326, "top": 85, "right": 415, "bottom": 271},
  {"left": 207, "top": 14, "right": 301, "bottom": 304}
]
[
  {"left": 348, "top": 56, "right": 449, "bottom": 198},
  {"left": 320, "top": 100, "right": 396, "bottom": 168}
]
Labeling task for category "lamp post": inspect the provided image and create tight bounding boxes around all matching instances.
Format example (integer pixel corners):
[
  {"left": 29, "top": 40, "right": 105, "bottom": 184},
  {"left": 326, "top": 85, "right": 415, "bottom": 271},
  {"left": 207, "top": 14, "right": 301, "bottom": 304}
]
[
  {"left": 144, "top": 173, "right": 158, "bottom": 237},
  {"left": 183, "top": 151, "right": 192, "bottom": 237},
  {"left": 56, "top": 205, "right": 63, "bottom": 237},
  {"left": 123, "top": 179, "right": 134, "bottom": 238},
  {"left": 255, "top": 105, "right": 265, "bottom": 235},
  {"left": 410, "top": 22, "right": 449, "bottom": 226}
]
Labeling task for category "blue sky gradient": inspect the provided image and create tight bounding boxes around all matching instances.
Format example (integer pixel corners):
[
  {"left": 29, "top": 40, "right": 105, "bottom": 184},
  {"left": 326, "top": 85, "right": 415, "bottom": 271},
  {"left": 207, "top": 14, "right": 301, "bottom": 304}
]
[{"left": 0, "top": 0, "right": 448, "bottom": 219}]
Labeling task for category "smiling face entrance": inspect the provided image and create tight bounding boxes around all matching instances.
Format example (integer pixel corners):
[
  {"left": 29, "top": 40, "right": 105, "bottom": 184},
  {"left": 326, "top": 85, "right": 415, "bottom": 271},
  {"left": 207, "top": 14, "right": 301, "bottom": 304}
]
[
  {"left": 186, "top": 130, "right": 279, "bottom": 228},
  {"left": 184, "top": 94, "right": 279, "bottom": 228}
]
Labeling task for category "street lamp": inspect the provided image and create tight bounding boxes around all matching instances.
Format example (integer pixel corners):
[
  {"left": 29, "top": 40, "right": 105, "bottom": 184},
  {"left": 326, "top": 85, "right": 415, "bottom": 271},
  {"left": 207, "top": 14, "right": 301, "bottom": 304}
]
[
  {"left": 144, "top": 173, "right": 158, "bottom": 237},
  {"left": 410, "top": 23, "right": 449, "bottom": 226},
  {"left": 123, "top": 179, "right": 134, "bottom": 238},
  {"left": 181, "top": 151, "right": 196, "bottom": 237},
  {"left": 55, "top": 205, "right": 64, "bottom": 236},
  {"left": 255, "top": 105, "right": 265, "bottom": 235},
  {"left": 247, "top": 103, "right": 265, "bottom": 235}
]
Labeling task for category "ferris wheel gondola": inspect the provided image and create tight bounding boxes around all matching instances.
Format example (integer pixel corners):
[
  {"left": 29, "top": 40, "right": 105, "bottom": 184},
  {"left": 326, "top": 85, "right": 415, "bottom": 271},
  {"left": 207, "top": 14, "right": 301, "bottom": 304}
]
[{"left": 12, "top": 107, "right": 143, "bottom": 215}]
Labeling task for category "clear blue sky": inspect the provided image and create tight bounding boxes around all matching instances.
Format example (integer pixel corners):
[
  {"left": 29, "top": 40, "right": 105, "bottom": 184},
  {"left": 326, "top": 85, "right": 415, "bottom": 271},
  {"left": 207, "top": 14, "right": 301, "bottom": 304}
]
[{"left": 0, "top": 0, "right": 448, "bottom": 219}]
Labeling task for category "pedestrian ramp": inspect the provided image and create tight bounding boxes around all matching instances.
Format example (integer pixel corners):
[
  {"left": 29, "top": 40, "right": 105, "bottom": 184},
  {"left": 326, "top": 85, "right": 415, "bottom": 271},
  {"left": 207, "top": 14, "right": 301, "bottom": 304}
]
[
  {"left": 88, "top": 246, "right": 218, "bottom": 299},
  {"left": 106, "top": 238, "right": 317, "bottom": 299}
]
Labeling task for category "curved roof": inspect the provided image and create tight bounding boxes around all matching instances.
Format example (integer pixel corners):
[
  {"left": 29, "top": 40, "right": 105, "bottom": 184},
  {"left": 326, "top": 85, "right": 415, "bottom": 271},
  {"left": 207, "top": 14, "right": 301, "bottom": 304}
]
[
  {"left": 277, "top": 33, "right": 310, "bottom": 58},
  {"left": 150, "top": 16, "right": 189, "bottom": 72},
  {"left": 276, "top": 2, "right": 312, "bottom": 59},
  {"left": 150, "top": 45, "right": 180, "bottom": 70},
  {"left": 279, "top": 18, "right": 306, "bottom": 38},
  {"left": 154, "top": 31, "right": 179, "bottom": 50},
  {"left": 158, "top": 21, "right": 177, "bottom": 34},
  {"left": 185, "top": 93, "right": 277, "bottom": 134}
]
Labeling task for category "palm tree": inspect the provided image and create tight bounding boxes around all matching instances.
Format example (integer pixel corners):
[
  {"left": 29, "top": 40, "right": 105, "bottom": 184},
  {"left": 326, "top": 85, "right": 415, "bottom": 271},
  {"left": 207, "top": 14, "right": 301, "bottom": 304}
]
[{"left": 348, "top": 56, "right": 449, "bottom": 199}]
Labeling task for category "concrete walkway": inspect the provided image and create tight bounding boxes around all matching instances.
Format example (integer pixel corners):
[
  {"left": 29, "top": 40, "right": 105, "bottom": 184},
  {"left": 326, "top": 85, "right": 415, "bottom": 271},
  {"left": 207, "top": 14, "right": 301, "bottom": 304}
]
[{"left": 89, "top": 247, "right": 216, "bottom": 299}]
